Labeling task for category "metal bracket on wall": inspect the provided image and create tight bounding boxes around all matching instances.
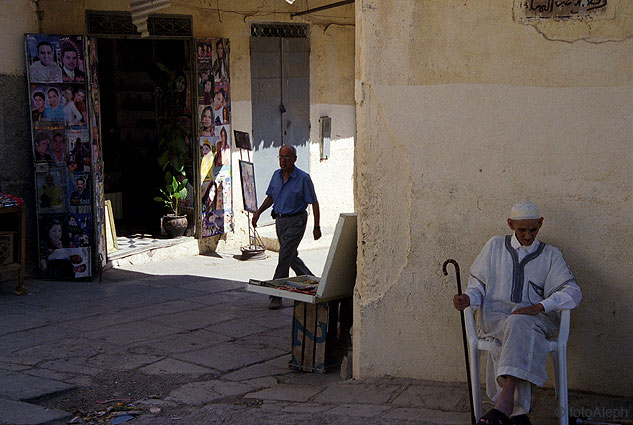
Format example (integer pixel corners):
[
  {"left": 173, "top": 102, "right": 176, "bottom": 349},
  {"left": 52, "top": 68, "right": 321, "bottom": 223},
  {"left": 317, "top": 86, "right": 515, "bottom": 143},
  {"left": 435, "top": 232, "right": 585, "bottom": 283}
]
[{"left": 320, "top": 116, "right": 331, "bottom": 160}]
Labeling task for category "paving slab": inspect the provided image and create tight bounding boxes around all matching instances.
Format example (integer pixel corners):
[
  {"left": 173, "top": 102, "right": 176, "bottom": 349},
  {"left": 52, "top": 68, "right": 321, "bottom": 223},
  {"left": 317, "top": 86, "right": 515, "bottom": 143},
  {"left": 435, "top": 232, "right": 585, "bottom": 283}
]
[
  {"left": 0, "top": 361, "right": 31, "bottom": 372},
  {"left": 392, "top": 383, "right": 471, "bottom": 411},
  {"left": 247, "top": 308, "right": 295, "bottom": 330},
  {"left": 166, "top": 379, "right": 254, "bottom": 405},
  {"left": 115, "top": 299, "right": 209, "bottom": 320},
  {"left": 144, "top": 308, "right": 235, "bottom": 331},
  {"left": 312, "top": 380, "right": 404, "bottom": 404},
  {"left": 0, "top": 370, "right": 75, "bottom": 400},
  {"left": 142, "top": 328, "right": 230, "bottom": 353},
  {"left": 381, "top": 406, "right": 471, "bottom": 424},
  {"left": 241, "top": 376, "right": 278, "bottom": 390},
  {"left": 0, "top": 314, "right": 52, "bottom": 335},
  {"left": 278, "top": 370, "right": 342, "bottom": 386},
  {"left": 84, "top": 320, "right": 182, "bottom": 345},
  {"left": 222, "top": 356, "right": 293, "bottom": 381},
  {"left": 180, "top": 292, "right": 236, "bottom": 307},
  {"left": 237, "top": 327, "right": 292, "bottom": 351},
  {"left": 130, "top": 403, "right": 434, "bottom": 425},
  {"left": 140, "top": 358, "right": 216, "bottom": 375},
  {"left": 85, "top": 352, "right": 164, "bottom": 371},
  {"left": 0, "top": 398, "right": 71, "bottom": 425},
  {"left": 244, "top": 383, "right": 326, "bottom": 402},
  {"left": 180, "top": 279, "right": 245, "bottom": 293},
  {"left": 278, "top": 401, "right": 331, "bottom": 414},
  {"left": 9, "top": 337, "right": 104, "bottom": 366},
  {"left": 56, "top": 312, "right": 138, "bottom": 332},
  {"left": 205, "top": 317, "right": 270, "bottom": 338},
  {"left": 38, "top": 358, "right": 104, "bottom": 376},
  {"left": 23, "top": 368, "right": 93, "bottom": 387},
  {"left": 0, "top": 325, "right": 82, "bottom": 353},
  {"left": 326, "top": 403, "right": 392, "bottom": 417},
  {"left": 173, "top": 341, "right": 286, "bottom": 371}
]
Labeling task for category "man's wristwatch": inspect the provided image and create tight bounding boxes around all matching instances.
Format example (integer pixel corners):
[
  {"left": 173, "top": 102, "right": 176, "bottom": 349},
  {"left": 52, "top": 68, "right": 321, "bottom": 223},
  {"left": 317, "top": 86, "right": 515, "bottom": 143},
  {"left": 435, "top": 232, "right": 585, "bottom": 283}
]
[{"left": 314, "top": 226, "right": 320, "bottom": 230}]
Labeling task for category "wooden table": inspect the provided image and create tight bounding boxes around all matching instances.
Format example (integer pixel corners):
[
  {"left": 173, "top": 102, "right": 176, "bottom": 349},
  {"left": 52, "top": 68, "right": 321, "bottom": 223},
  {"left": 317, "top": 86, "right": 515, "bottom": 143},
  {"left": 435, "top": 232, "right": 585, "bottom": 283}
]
[{"left": 0, "top": 205, "right": 27, "bottom": 294}]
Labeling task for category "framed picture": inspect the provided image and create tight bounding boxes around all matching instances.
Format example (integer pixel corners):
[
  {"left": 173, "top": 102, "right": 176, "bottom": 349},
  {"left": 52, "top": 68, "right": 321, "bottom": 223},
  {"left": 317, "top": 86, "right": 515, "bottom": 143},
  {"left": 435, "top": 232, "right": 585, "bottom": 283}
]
[
  {"left": 234, "top": 130, "right": 251, "bottom": 150},
  {"left": 239, "top": 160, "right": 257, "bottom": 213}
]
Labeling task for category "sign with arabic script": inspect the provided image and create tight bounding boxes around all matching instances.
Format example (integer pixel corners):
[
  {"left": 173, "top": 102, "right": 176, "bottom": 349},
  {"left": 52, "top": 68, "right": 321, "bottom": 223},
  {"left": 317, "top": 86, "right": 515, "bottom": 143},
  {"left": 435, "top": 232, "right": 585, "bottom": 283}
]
[{"left": 515, "top": 0, "right": 610, "bottom": 20}]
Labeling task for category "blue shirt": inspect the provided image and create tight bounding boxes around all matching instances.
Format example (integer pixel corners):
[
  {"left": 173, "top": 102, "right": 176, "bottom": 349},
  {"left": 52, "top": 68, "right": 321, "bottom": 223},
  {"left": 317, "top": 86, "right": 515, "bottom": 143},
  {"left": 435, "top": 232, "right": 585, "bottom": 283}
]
[{"left": 266, "top": 166, "right": 317, "bottom": 215}]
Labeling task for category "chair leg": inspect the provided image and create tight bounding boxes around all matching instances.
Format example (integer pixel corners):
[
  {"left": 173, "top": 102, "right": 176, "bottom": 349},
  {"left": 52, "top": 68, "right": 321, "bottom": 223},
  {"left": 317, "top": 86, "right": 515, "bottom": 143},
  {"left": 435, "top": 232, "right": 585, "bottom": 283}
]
[
  {"left": 557, "top": 346, "right": 568, "bottom": 425},
  {"left": 470, "top": 347, "right": 483, "bottom": 421},
  {"left": 552, "top": 352, "right": 559, "bottom": 400}
]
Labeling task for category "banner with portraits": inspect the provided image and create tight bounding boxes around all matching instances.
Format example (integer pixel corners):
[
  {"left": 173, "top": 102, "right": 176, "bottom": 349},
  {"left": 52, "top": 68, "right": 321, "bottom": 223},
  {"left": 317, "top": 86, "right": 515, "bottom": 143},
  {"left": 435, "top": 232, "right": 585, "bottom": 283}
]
[
  {"left": 197, "top": 38, "right": 233, "bottom": 237},
  {"left": 25, "top": 34, "right": 97, "bottom": 279}
]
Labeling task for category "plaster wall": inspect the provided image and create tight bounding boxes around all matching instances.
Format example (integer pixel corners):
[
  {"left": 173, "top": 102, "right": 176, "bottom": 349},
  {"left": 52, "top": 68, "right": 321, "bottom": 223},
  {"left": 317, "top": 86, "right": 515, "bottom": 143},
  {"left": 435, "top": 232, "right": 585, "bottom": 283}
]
[
  {"left": 19, "top": 0, "right": 355, "bottom": 252},
  {"left": 0, "top": 0, "right": 38, "bottom": 75},
  {"left": 354, "top": 0, "right": 633, "bottom": 396},
  {"left": 0, "top": 1, "right": 40, "bottom": 275}
]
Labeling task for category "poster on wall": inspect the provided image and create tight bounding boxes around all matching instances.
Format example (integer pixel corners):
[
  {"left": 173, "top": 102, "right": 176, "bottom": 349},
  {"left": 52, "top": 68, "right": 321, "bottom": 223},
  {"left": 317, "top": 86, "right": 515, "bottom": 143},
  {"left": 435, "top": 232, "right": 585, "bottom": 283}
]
[
  {"left": 25, "top": 34, "right": 94, "bottom": 279},
  {"left": 197, "top": 38, "right": 233, "bottom": 237}
]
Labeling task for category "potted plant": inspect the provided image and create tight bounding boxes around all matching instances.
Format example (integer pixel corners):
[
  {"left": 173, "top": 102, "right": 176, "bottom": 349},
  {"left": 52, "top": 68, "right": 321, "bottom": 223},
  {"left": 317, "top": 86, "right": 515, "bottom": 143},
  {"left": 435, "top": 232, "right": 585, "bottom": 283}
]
[{"left": 154, "top": 175, "right": 189, "bottom": 238}]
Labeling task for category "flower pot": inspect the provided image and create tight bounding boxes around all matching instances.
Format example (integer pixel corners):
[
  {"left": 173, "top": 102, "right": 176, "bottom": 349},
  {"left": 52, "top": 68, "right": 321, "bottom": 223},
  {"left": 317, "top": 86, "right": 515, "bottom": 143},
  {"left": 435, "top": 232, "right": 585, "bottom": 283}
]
[{"left": 163, "top": 215, "right": 188, "bottom": 238}]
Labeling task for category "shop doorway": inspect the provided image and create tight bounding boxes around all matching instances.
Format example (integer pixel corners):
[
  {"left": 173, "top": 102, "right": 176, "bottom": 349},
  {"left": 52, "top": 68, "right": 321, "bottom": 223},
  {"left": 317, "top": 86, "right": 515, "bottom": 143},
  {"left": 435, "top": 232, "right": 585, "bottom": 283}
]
[{"left": 97, "top": 38, "right": 195, "bottom": 236}]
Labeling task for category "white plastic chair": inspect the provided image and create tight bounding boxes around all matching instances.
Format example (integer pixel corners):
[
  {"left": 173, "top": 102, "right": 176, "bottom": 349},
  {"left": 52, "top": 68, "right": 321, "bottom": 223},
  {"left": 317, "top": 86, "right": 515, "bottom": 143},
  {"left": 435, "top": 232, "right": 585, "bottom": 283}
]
[{"left": 463, "top": 307, "right": 570, "bottom": 425}]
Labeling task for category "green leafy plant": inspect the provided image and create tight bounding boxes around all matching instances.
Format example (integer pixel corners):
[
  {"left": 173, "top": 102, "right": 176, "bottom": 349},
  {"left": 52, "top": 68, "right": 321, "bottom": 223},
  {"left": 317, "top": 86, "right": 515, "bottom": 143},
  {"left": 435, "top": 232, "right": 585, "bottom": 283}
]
[
  {"left": 154, "top": 176, "right": 188, "bottom": 216},
  {"left": 157, "top": 119, "right": 189, "bottom": 179}
]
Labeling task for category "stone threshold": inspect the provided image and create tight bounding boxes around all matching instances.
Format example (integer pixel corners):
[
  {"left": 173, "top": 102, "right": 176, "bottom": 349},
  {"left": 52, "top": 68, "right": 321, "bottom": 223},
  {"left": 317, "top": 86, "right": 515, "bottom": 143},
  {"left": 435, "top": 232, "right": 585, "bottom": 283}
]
[{"left": 106, "top": 235, "right": 199, "bottom": 267}]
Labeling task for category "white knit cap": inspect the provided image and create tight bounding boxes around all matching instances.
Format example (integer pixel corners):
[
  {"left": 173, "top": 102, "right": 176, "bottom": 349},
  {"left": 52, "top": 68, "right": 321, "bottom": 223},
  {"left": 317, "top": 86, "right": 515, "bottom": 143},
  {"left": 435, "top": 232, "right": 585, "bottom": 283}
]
[{"left": 510, "top": 202, "right": 541, "bottom": 220}]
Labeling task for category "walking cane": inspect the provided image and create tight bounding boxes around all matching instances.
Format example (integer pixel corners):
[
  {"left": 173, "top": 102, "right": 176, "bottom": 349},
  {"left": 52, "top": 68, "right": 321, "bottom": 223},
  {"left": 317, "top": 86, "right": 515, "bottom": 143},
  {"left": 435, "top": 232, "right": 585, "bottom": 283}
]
[{"left": 443, "top": 259, "right": 476, "bottom": 425}]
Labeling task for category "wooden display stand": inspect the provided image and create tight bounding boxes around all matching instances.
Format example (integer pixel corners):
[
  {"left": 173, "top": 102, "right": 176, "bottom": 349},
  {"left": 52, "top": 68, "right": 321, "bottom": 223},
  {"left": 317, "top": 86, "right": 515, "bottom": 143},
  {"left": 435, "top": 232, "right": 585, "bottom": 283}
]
[
  {"left": 247, "top": 213, "right": 357, "bottom": 372},
  {"left": 0, "top": 205, "right": 27, "bottom": 294}
]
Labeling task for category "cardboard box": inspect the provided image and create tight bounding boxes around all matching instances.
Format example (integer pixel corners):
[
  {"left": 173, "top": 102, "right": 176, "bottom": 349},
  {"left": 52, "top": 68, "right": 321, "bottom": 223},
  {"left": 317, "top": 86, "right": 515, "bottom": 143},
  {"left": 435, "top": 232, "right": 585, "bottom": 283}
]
[{"left": 290, "top": 301, "right": 333, "bottom": 373}]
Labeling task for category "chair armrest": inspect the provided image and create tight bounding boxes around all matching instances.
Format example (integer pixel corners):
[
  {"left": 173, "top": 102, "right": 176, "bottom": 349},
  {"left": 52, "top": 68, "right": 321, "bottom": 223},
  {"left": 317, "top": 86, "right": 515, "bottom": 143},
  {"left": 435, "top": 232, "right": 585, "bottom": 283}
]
[
  {"left": 464, "top": 307, "right": 479, "bottom": 347},
  {"left": 557, "top": 309, "right": 570, "bottom": 344}
]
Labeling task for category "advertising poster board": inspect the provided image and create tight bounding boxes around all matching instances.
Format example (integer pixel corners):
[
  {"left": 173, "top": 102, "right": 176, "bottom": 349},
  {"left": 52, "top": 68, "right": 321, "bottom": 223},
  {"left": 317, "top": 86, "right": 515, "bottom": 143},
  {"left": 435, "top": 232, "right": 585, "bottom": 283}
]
[
  {"left": 197, "top": 38, "right": 233, "bottom": 237},
  {"left": 26, "top": 34, "right": 95, "bottom": 279}
]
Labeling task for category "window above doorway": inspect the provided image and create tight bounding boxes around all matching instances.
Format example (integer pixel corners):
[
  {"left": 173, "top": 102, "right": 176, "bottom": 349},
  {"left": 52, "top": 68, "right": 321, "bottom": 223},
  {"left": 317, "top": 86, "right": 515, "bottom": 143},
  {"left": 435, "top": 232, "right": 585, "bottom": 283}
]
[
  {"left": 251, "top": 23, "right": 308, "bottom": 38},
  {"left": 86, "top": 11, "right": 192, "bottom": 38}
]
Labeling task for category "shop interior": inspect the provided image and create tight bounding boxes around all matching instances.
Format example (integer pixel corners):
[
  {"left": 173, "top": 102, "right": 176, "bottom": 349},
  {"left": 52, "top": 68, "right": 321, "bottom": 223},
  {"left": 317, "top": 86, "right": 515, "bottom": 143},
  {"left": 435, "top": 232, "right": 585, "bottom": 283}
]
[{"left": 97, "top": 38, "right": 194, "bottom": 237}]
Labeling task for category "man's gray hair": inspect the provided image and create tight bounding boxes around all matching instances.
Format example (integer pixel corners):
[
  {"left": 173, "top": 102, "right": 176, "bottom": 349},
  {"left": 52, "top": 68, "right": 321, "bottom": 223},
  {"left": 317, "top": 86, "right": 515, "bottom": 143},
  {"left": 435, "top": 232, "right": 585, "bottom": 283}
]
[{"left": 280, "top": 144, "right": 297, "bottom": 156}]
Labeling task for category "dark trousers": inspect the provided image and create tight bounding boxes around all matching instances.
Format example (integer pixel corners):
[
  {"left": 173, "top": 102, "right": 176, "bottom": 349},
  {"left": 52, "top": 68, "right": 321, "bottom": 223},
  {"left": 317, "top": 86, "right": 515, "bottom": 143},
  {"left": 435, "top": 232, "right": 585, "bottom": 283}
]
[{"left": 273, "top": 211, "right": 313, "bottom": 279}]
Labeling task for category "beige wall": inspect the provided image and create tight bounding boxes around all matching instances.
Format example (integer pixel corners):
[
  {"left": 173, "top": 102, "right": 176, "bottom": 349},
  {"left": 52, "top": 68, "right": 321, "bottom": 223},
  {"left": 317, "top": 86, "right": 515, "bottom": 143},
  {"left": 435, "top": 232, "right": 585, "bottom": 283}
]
[
  {"left": 0, "top": 0, "right": 38, "bottom": 75},
  {"left": 37, "top": 0, "right": 355, "bottom": 248},
  {"left": 354, "top": 0, "right": 633, "bottom": 396}
]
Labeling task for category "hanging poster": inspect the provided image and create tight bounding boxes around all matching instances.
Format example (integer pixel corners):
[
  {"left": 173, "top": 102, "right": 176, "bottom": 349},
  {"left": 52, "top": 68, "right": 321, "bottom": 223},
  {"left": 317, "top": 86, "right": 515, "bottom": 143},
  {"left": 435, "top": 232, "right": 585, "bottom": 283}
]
[
  {"left": 26, "top": 34, "right": 94, "bottom": 279},
  {"left": 197, "top": 38, "right": 233, "bottom": 237},
  {"left": 239, "top": 160, "right": 257, "bottom": 213}
]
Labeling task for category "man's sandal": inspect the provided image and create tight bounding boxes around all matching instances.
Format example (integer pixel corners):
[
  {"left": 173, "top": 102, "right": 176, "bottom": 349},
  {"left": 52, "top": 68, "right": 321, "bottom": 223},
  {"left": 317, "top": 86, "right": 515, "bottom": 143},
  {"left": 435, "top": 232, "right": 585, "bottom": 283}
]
[
  {"left": 478, "top": 408, "right": 513, "bottom": 425},
  {"left": 511, "top": 414, "right": 532, "bottom": 425}
]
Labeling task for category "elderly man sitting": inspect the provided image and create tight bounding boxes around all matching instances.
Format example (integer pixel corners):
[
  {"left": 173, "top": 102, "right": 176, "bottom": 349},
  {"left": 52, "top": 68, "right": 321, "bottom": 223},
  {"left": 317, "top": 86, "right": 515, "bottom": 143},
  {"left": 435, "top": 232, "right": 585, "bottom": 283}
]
[{"left": 453, "top": 202, "right": 582, "bottom": 425}]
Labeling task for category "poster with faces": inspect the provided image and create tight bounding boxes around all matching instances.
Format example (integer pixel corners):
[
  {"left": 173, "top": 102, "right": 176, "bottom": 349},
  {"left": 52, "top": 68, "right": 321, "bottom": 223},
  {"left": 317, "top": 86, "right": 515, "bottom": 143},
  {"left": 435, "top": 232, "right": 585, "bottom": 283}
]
[
  {"left": 26, "top": 33, "right": 92, "bottom": 279},
  {"left": 197, "top": 38, "right": 233, "bottom": 237}
]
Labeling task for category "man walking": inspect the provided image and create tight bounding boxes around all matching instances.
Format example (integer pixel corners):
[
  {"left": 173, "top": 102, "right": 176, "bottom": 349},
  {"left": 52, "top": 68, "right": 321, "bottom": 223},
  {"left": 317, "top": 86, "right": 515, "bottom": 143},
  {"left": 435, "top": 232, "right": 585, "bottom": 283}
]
[
  {"left": 453, "top": 202, "right": 581, "bottom": 424},
  {"left": 252, "top": 145, "right": 321, "bottom": 309}
]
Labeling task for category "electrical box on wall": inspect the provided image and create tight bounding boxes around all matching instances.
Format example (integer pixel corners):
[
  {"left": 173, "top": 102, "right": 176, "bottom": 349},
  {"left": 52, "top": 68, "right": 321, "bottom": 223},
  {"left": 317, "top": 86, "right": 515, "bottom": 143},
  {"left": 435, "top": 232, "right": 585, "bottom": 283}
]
[{"left": 320, "top": 116, "right": 331, "bottom": 160}]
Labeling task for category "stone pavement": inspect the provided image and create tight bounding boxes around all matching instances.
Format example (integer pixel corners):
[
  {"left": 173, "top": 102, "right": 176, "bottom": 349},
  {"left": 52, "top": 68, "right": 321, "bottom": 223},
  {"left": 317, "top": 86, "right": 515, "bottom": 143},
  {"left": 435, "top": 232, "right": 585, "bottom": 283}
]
[{"left": 0, "top": 248, "right": 631, "bottom": 425}]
